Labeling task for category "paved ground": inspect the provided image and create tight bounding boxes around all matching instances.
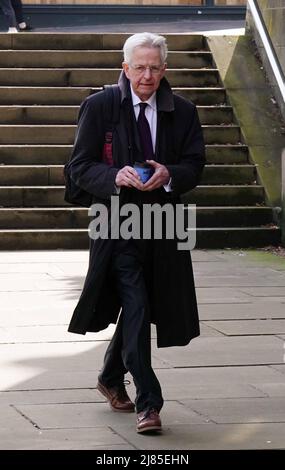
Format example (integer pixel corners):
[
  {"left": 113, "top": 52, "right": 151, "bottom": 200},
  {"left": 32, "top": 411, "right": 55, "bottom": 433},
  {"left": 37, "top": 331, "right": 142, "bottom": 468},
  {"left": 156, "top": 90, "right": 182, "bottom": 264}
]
[
  {"left": 0, "top": 18, "right": 245, "bottom": 35},
  {"left": 29, "top": 20, "right": 245, "bottom": 35},
  {"left": 0, "top": 248, "right": 285, "bottom": 450}
]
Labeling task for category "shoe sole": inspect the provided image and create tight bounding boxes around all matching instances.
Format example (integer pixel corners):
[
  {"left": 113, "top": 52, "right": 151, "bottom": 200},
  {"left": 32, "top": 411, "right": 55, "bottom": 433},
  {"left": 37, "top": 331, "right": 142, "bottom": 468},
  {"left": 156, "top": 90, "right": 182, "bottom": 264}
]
[
  {"left": 137, "top": 425, "right": 162, "bottom": 434},
  {"left": 97, "top": 382, "right": 135, "bottom": 413}
]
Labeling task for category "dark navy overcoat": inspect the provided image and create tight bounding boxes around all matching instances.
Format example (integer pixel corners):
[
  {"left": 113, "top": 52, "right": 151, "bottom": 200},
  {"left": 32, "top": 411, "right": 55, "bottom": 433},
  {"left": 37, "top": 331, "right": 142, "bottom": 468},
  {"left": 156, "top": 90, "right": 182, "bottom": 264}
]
[{"left": 67, "top": 72, "right": 206, "bottom": 347}]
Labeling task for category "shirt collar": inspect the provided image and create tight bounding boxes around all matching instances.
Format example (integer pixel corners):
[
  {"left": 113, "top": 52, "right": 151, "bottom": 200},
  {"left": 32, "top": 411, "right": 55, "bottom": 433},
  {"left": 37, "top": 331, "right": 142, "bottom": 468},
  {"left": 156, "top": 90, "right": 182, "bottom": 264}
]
[{"left": 130, "top": 84, "right": 157, "bottom": 111}]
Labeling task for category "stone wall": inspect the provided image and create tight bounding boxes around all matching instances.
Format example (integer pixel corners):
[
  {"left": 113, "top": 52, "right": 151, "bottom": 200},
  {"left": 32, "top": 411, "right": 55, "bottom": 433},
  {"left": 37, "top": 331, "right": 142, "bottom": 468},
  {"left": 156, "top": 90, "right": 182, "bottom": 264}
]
[{"left": 246, "top": 0, "right": 285, "bottom": 121}]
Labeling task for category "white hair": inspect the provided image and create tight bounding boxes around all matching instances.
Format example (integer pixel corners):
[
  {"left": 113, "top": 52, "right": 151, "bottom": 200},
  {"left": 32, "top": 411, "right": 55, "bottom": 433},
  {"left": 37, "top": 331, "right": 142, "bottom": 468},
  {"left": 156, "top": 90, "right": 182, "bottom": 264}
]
[{"left": 123, "top": 32, "right": 168, "bottom": 65}]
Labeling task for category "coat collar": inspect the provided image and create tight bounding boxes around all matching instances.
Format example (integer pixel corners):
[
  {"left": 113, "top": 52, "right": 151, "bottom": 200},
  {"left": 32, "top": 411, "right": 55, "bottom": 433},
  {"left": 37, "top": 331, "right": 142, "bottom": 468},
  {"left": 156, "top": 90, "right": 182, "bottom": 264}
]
[{"left": 118, "top": 71, "right": 174, "bottom": 113}]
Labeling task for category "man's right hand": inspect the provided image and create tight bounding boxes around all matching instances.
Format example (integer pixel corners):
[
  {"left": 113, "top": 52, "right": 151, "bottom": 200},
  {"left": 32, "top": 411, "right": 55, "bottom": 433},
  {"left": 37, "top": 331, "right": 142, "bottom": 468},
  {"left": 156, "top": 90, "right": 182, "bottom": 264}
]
[{"left": 115, "top": 166, "right": 144, "bottom": 190}]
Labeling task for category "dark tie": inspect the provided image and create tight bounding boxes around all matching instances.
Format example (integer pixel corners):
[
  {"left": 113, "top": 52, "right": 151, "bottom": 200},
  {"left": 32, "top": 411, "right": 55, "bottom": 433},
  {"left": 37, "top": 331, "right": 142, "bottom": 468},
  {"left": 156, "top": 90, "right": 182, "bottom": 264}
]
[{"left": 137, "top": 102, "right": 154, "bottom": 161}]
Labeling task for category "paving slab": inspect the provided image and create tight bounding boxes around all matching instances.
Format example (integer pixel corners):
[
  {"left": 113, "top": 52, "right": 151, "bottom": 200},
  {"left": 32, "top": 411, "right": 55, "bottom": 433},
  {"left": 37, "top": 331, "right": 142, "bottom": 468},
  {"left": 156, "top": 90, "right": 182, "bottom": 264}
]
[
  {"left": 0, "top": 324, "right": 116, "bottom": 344},
  {"left": 205, "top": 319, "right": 285, "bottom": 336},
  {"left": 15, "top": 400, "right": 207, "bottom": 430},
  {"left": 251, "top": 383, "right": 285, "bottom": 397},
  {"left": 199, "top": 323, "right": 224, "bottom": 337},
  {"left": 248, "top": 297, "right": 285, "bottom": 303},
  {"left": 0, "top": 263, "right": 65, "bottom": 275},
  {"left": 181, "top": 397, "right": 285, "bottom": 424},
  {"left": 2, "top": 324, "right": 217, "bottom": 344},
  {"left": 0, "top": 273, "right": 84, "bottom": 295},
  {"left": 0, "top": 388, "right": 103, "bottom": 405},
  {"left": 2, "top": 365, "right": 283, "bottom": 395},
  {"left": 0, "top": 404, "right": 36, "bottom": 432},
  {"left": 47, "top": 262, "right": 89, "bottom": 277},
  {"left": 195, "top": 287, "right": 252, "bottom": 303},
  {"left": 195, "top": 274, "right": 285, "bottom": 287},
  {"left": 193, "top": 262, "right": 280, "bottom": 275},
  {"left": 0, "top": 425, "right": 132, "bottom": 450},
  {"left": 238, "top": 287, "right": 285, "bottom": 297},
  {"left": 198, "top": 302, "right": 285, "bottom": 320},
  {"left": 0, "top": 250, "right": 89, "bottom": 263},
  {"left": 0, "top": 347, "right": 168, "bottom": 392},
  {"left": 157, "top": 365, "right": 285, "bottom": 384},
  {"left": 190, "top": 251, "right": 222, "bottom": 262},
  {"left": 0, "top": 308, "right": 73, "bottom": 327},
  {"left": 0, "top": 277, "right": 45, "bottom": 291},
  {"left": 270, "top": 365, "right": 285, "bottom": 376},
  {"left": 157, "top": 369, "right": 266, "bottom": 400},
  {"left": 0, "top": 368, "right": 102, "bottom": 392},
  {"left": 1, "top": 290, "right": 79, "bottom": 309},
  {"left": 113, "top": 422, "right": 285, "bottom": 450},
  {"left": 153, "top": 336, "right": 284, "bottom": 367}
]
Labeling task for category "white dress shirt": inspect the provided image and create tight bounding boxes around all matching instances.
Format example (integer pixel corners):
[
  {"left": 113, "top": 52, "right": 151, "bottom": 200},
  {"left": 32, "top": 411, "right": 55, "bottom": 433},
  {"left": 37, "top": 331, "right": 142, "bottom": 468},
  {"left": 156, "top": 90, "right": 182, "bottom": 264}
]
[
  {"left": 130, "top": 85, "right": 157, "bottom": 154},
  {"left": 114, "top": 86, "right": 172, "bottom": 193},
  {"left": 130, "top": 85, "right": 172, "bottom": 192}
]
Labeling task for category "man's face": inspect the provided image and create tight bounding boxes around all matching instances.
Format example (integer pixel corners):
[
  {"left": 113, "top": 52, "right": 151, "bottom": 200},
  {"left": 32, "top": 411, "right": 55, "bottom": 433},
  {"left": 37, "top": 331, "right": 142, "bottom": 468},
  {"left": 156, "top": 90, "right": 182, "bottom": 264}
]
[{"left": 123, "top": 46, "right": 166, "bottom": 101}]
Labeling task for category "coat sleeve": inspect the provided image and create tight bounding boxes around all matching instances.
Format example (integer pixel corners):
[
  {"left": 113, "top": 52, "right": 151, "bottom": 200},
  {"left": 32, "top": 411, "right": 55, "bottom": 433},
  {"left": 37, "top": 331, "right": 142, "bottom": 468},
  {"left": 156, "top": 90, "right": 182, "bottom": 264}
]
[
  {"left": 165, "top": 104, "right": 206, "bottom": 196},
  {"left": 68, "top": 94, "right": 119, "bottom": 201}
]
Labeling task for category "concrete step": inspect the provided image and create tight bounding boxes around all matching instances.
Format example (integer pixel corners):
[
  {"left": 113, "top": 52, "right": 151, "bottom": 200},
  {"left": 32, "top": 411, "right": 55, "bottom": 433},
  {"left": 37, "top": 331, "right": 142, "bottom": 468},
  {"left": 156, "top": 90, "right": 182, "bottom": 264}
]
[
  {"left": 0, "top": 125, "right": 240, "bottom": 145},
  {"left": 0, "top": 164, "right": 256, "bottom": 186},
  {"left": 0, "top": 165, "right": 65, "bottom": 185},
  {"left": 0, "top": 226, "right": 280, "bottom": 250},
  {"left": 182, "top": 185, "right": 265, "bottom": 206},
  {"left": 0, "top": 87, "right": 227, "bottom": 105},
  {"left": 197, "top": 227, "right": 281, "bottom": 249},
  {"left": 0, "top": 105, "right": 233, "bottom": 125},
  {"left": 0, "top": 144, "right": 248, "bottom": 165},
  {"left": 0, "top": 68, "right": 220, "bottom": 87},
  {"left": 0, "top": 33, "right": 205, "bottom": 51},
  {"left": 0, "top": 145, "right": 72, "bottom": 165},
  {"left": 197, "top": 206, "right": 275, "bottom": 228},
  {"left": 206, "top": 145, "right": 248, "bottom": 163},
  {"left": 198, "top": 106, "right": 233, "bottom": 125},
  {"left": 173, "top": 88, "right": 226, "bottom": 105},
  {"left": 0, "top": 206, "right": 275, "bottom": 229},
  {"left": 0, "top": 125, "right": 76, "bottom": 145},
  {"left": 203, "top": 126, "right": 241, "bottom": 144},
  {"left": 0, "top": 185, "right": 265, "bottom": 207},
  {"left": 202, "top": 165, "right": 256, "bottom": 184},
  {"left": 0, "top": 50, "right": 213, "bottom": 69}
]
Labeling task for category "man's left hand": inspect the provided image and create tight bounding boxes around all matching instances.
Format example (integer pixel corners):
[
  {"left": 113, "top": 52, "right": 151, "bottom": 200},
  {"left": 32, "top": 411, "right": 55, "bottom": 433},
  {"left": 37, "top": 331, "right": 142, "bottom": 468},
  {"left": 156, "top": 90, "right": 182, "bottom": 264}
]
[{"left": 142, "top": 160, "right": 170, "bottom": 191}]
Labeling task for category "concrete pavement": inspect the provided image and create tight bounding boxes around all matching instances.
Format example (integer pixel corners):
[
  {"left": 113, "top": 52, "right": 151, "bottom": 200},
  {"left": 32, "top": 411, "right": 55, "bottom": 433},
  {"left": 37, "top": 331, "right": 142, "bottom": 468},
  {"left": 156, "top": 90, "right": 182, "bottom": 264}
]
[
  {"left": 0, "top": 248, "right": 285, "bottom": 450},
  {"left": 0, "top": 18, "right": 245, "bottom": 35}
]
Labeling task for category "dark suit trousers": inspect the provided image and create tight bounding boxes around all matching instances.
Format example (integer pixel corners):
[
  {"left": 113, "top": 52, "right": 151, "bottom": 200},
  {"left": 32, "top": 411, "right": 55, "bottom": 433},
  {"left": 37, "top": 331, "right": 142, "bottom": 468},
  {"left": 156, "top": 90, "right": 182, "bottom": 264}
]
[
  {"left": 0, "top": 0, "right": 23, "bottom": 27},
  {"left": 98, "top": 239, "right": 164, "bottom": 413}
]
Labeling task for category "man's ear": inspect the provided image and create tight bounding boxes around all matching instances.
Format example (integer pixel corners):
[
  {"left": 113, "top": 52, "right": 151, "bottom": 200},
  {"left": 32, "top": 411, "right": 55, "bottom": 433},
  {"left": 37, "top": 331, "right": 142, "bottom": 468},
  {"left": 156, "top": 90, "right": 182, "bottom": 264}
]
[
  {"left": 161, "top": 63, "right": 167, "bottom": 77},
  {"left": 122, "top": 62, "right": 130, "bottom": 80}
]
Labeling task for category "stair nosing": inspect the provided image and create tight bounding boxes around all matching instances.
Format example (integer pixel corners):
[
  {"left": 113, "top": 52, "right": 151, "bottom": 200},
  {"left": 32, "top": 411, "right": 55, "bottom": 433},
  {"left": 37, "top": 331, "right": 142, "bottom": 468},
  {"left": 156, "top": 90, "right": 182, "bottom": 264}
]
[
  {"left": 0, "top": 206, "right": 274, "bottom": 211},
  {"left": 0, "top": 227, "right": 279, "bottom": 233}
]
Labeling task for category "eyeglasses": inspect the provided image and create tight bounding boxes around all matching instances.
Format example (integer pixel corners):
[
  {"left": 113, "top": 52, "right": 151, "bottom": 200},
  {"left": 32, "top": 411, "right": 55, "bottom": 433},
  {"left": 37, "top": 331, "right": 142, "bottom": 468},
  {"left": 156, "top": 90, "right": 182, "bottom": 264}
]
[{"left": 129, "top": 64, "right": 164, "bottom": 75}]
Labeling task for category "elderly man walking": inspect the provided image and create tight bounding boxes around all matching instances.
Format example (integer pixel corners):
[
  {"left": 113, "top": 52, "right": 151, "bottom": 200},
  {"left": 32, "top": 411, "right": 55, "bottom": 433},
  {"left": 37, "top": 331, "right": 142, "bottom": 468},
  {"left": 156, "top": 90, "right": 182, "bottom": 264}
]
[{"left": 66, "top": 32, "right": 205, "bottom": 434}]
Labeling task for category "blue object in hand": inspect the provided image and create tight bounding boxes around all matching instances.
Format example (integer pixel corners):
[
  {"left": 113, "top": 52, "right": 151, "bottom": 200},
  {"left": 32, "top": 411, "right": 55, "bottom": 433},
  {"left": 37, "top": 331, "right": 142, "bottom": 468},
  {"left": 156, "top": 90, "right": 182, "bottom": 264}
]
[{"left": 134, "top": 162, "right": 154, "bottom": 184}]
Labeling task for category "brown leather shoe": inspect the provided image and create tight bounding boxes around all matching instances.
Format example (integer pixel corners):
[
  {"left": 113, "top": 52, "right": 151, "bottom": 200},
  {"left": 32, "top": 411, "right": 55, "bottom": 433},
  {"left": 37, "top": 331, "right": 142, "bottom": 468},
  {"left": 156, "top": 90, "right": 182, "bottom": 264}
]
[
  {"left": 136, "top": 408, "right": 162, "bottom": 433},
  {"left": 97, "top": 381, "right": 135, "bottom": 413}
]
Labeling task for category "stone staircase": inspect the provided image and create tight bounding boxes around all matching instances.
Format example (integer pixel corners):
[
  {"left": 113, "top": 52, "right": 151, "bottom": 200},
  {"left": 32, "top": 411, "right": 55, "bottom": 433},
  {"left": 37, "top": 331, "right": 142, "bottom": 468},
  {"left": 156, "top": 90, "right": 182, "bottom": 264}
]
[{"left": 0, "top": 33, "right": 281, "bottom": 249}]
